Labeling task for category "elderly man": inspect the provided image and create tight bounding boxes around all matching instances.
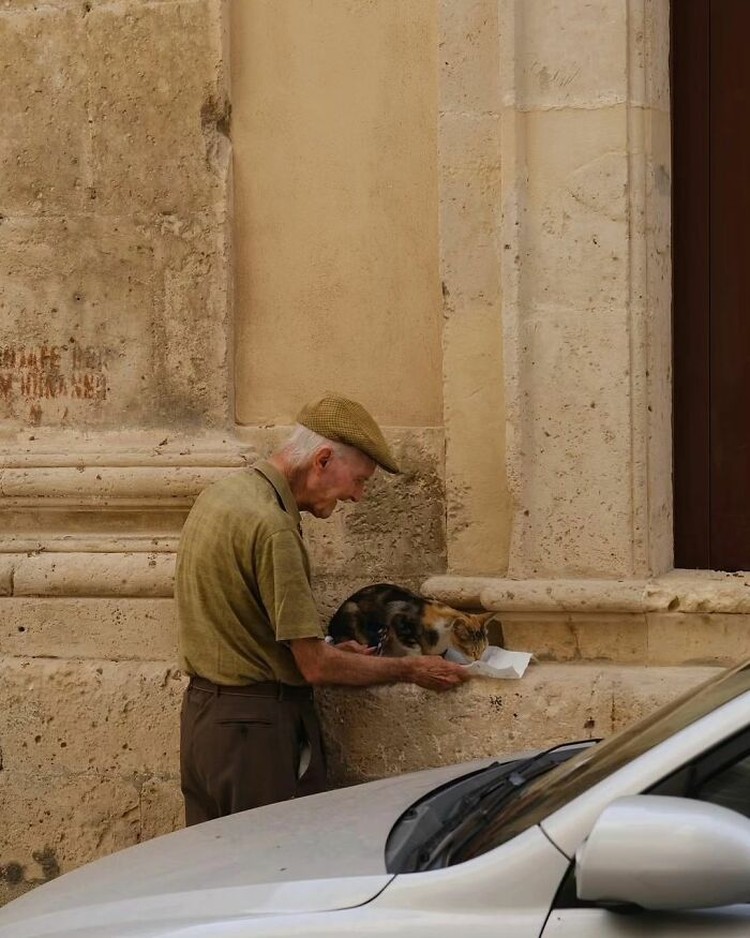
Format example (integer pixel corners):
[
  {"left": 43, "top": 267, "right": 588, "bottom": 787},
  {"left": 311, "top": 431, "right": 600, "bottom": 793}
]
[{"left": 176, "top": 393, "right": 467, "bottom": 825}]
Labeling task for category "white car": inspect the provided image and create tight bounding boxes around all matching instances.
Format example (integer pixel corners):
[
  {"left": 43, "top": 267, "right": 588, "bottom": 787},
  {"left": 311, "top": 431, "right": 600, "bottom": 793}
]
[{"left": 4, "top": 660, "right": 750, "bottom": 937}]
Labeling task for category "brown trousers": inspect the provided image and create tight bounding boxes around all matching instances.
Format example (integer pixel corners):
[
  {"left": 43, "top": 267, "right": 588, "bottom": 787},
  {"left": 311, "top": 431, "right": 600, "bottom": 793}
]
[{"left": 180, "top": 677, "right": 327, "bottom": 826}]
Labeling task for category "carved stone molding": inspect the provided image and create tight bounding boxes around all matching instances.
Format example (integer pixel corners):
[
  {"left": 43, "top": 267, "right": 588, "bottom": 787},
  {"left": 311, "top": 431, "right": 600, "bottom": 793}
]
[
  {"left": 0, "top": 431, "right": 251, "bottom": 555},
  {"left": 424, "top": 569, "right": 750, "bottom": 615}
]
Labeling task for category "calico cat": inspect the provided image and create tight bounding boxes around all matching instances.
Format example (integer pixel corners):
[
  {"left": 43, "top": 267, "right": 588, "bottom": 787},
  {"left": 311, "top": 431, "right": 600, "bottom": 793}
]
[{"left": 327, "top": 583, "right": 495, "bottom": 660}]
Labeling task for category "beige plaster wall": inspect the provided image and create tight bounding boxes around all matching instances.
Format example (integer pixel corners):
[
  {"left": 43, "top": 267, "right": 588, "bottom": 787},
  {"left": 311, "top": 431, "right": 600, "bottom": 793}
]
[{"left": 231, "top": 0, "right": 443, "bottom": 427}]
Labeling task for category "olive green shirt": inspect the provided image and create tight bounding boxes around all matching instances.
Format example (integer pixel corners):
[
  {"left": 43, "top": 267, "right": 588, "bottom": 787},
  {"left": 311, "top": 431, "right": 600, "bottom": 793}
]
[{"left": 175, "top": 460, "right": 324, "bottom": 686}]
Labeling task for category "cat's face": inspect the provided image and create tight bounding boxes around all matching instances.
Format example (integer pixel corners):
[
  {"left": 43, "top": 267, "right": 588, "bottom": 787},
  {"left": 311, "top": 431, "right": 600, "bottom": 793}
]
[{"left": 449, "top": 613, "right": 492, "bottom": 660}]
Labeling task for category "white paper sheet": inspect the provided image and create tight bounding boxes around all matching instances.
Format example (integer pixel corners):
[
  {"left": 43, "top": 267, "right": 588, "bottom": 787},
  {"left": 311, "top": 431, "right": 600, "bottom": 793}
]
[{"left": 445, "top": 645, "right": 533, "bottom": 679}]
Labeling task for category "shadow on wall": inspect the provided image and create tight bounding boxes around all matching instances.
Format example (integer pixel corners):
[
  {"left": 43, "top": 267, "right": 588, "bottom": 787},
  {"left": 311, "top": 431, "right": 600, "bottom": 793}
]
[{"left": 0, "top": 846, "right": 60, "bottom": 908}]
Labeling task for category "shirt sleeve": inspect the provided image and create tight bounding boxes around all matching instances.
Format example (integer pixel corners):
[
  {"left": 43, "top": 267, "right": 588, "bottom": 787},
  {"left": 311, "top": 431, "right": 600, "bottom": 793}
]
[{"left": 256, "top": 528, "right": 324, "bottom": 642}]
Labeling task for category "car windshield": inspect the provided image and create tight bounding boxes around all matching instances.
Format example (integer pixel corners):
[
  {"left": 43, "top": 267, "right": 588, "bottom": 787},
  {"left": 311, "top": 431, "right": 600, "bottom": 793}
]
[{"left": 453, "top": 658, "right": 750, "bottom": 863}]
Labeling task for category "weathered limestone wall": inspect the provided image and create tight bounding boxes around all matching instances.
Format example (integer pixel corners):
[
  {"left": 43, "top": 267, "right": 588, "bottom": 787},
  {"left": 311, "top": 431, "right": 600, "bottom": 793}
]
[
  {"left": 0, "top": 0, "right": 232, "bottom": 903},
  {"left": 317, "top": 663, "right": 718, "bottom": 785},
  {"left": 0, "top": 426, "right": 447, "bottom": 904},
  {"left": 1, "top": 0, "right": 723, "bottom": 915},
  {"left": 0, "top": 0, "right": 452, "bottom": 905},
  {"left": 497, "top": 0, "right": 672, "bottom": 579},
  {"left": 439, "top": 0, "right": 512, "bottom": 575},
  {"left": 437, "top": 0, "right": 671, "bottom": 580},
  {"left": 0, "top": 1, "right": 231, "bottom": 433},
  {"left": 434, "top": 0, "right": 687, "bottom": 718}
]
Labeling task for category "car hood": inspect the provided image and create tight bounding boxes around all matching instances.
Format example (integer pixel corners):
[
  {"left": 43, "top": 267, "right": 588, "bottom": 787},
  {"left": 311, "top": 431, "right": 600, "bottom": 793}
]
[{"left": 0, "top": 758, "right": 494, "bottom": 937}]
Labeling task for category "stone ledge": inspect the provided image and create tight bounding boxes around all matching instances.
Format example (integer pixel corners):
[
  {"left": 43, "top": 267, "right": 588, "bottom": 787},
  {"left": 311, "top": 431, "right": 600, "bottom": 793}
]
[
  {"left": 0, "top": 432, "right": 251, "bottom": 552},
  {"left": 423, "top": 569, "right": 750, "bottom": 614},
  {"left": 0, "top": 427, "right": 441, "bottom": 561},
  {"left": 500, "top": 611, "right": 750, "bottom": 668},
  {"left": 2, "top": 595, "right": 745, "bottom": 668},
  {"left": 6, "top": 560, "right": 750, "bottom": 614},
  {"left": 0, "top": 465, "right": 239, "bottom": 502}
]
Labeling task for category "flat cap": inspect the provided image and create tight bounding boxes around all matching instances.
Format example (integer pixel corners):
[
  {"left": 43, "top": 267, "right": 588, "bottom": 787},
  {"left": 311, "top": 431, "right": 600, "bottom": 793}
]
[{"left": 296, "top": 393, "right": 400, "bottom": 474}]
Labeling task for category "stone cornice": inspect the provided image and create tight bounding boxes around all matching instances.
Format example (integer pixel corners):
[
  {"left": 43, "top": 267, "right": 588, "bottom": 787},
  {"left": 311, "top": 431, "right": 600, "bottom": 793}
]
[
  {"left": 0, "top": 465, "right": 239, "bottom": 502},
  {"left": 3, "top": 559, "right": 750, "bottom": 609},
  {"left": 422, "top": 570, "right": 750, "bottom": 615}
]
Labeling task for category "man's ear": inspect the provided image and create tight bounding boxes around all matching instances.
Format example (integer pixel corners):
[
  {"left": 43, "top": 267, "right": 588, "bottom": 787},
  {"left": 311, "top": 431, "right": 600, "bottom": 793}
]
[{"left": 313, "top": 446, "right": 334, "bottom": 471}]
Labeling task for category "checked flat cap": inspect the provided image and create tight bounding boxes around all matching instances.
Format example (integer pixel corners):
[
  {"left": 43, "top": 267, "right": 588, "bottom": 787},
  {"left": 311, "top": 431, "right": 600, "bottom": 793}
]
[{"left": 296, "top": 393, "right": 400, "bottom": 474}]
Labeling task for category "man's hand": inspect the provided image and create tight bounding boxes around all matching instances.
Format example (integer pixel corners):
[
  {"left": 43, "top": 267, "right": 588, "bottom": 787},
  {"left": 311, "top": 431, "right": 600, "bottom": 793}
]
[
  {"left": 405, "top": 656, "right": 470, "bottom": 692},
  {"left": 334, "top": 640, "right": 375, "bottom": 656}
]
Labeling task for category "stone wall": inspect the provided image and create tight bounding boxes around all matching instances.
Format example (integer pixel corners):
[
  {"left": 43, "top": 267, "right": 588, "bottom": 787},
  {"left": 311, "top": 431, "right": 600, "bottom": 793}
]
[
  {"left": 0, "top": 0, "right": 230, "bottom": 903},
  {"left": 0, "top": 0, "right": 232, "bottom": 433},
  {"left": 0, "top": 0, "right": 709, "bottom": 913},
  {"left": 496, "top": 0, "right": 672, "bottom": 579},
  {"left": 231, "top": 0, "right": 444, "bottom": 428},
  {"left": 439, "top": 0, "right": 512, "bottom": 576},
  {"left": 0, "top": 0, "right": 455, "bottom": 903},
  {"left": 0, "top": 427, "right": 447, "bottom": 905}
]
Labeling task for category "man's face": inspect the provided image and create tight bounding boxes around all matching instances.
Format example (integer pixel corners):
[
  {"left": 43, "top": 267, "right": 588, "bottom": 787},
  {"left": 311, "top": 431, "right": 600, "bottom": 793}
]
[{"left": 304, "top": 448, "right": 376, "bottom": 519}]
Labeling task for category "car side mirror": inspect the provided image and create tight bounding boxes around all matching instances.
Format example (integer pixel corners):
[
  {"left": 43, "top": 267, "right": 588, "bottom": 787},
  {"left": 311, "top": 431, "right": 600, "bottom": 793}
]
[{"left": 576, "top": 795, "right": 750, "bottom": 911}]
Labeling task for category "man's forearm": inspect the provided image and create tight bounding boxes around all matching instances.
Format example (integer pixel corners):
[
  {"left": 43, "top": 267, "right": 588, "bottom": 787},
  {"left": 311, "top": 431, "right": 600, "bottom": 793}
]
[
  {"left": 306, "top": 642, "right": 415, "bottom": 686},
  {"left": 290, "top": 638, "right": 468, "bottom": 692}
]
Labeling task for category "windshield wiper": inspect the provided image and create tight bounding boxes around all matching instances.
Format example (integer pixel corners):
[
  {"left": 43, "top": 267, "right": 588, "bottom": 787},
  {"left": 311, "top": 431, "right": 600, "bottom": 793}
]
[{"left": 407, "top": 740, "right": 597, "bottom": 872}]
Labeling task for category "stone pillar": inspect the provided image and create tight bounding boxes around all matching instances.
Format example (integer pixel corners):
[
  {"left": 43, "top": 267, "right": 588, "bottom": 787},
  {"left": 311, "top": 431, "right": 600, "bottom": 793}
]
[
  {"left": 497, "top": 0, "right": 672, "bottom": 579},
  {"left": 439, "top": 0, "right": 513, "bottom": 575}
]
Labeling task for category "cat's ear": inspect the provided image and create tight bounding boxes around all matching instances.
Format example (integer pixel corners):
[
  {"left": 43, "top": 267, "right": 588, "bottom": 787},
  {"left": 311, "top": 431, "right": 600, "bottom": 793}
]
[{"left": 479, "top": 613, "right": 505, "bottom": 647}]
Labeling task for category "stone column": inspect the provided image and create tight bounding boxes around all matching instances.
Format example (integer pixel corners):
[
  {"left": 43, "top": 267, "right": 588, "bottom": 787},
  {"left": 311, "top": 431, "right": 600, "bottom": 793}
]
[
  {"left": 439, "top": 0, "right": 513, "bottom": 576},
  {"left": 497, "top": 0, "right": 671, "bottom": 579}
]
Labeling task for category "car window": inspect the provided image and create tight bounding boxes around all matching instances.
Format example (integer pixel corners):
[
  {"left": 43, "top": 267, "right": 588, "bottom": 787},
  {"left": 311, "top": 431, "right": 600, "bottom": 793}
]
[
  {"left": 650, "top": 725, "right": 750, "bottom": 818},
  {"left": 696, "top": 756, "right": 750, "bottom": 816}
]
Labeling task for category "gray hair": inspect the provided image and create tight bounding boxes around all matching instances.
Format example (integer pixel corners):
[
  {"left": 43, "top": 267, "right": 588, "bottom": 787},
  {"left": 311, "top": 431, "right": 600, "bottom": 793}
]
[{"left": 279, "top": 424, "right": 366, "bottom": 471}]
